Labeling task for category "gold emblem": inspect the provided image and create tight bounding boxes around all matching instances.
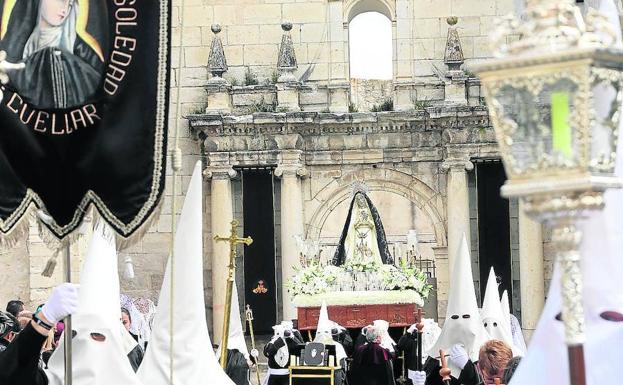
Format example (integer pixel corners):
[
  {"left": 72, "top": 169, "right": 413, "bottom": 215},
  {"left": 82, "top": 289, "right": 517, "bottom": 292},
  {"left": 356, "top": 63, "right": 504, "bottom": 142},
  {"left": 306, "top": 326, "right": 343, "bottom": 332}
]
[{"left": 253, "top": 280, "right": 268, "bottom": 294}]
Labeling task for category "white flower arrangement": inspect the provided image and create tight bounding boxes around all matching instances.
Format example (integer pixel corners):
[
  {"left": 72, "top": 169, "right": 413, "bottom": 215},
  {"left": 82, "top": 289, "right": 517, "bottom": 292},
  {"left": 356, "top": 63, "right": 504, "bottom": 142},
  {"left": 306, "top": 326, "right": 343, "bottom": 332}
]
[{"left": 287, "top": 259, "right": 433, "bottom": 302}]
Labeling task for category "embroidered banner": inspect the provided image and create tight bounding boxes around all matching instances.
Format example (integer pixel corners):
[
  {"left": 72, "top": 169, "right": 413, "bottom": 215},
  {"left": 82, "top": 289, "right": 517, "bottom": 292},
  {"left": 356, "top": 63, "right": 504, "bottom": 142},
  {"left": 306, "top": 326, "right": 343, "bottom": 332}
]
[{"left": 0, "top": 0, "right": 170, "bottom": 245}]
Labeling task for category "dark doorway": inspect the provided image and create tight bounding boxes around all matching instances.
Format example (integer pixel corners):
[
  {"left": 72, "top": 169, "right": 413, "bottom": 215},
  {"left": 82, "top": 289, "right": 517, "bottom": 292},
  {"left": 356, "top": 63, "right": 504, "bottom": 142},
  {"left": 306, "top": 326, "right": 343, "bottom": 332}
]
[
  {"left": 242, "top": 170, "right": 277, "bottom": 333},
  {"left": 476, "top": 162, "right": 512, "bottom": 304}
]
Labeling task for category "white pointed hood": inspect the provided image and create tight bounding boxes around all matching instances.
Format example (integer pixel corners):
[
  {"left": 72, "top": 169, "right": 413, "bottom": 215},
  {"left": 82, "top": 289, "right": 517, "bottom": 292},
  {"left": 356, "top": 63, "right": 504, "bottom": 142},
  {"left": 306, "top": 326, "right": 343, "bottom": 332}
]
[
  {"left": 481, "top": 268, "right": 515, "bottom": 351},
  {"left": 45, "top": 223, "right": 142, "bottom": 385},
  {"left": 427, "top": 234, "right": 489, "bottom": 375},
  {"left": 511, "top": 4, "right": 623, "bottom": 384},
  {"left": 500, "top": 290, "right": 511, "bottom": 334},
  {"left": 138, "top": 162, "right": 234, "bottom": 385},
  {"left": 314, "top": 301, "right": 347, "bottom": 362},
  {"left": 217, "top": 278, "right": 250, "bottom": 359},
  {"left": 316, "top": 301, "right": 331, "bottom": 335}
]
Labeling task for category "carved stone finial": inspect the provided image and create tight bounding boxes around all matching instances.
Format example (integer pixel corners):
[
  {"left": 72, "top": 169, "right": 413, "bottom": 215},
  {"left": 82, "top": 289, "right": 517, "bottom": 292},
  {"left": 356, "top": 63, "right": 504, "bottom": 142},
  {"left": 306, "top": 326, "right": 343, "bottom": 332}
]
[
  {"left": 277, "top": 21, "right": 298, "bottom": 83},
  {"left": 208, "top": 24, "right": 228, "bottom": 83},
  {"left": 444, "top": 17, "right": 464, "bottom": 72}
]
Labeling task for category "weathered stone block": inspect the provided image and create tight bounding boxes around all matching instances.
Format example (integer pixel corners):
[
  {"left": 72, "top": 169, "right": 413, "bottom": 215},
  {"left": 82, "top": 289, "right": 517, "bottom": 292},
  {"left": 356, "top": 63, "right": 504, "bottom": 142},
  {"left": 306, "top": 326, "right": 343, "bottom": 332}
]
[
  {"left": 242, "top": 5, "right": 282, "bottom": 25},
  {"left": 283, "top": 3, "right": 326, "bottom": 23},
  {"left": 277, "top": 85, "right": 301, "bottom": 112},
  {"left": 226, "top": 25, "right": 260, "bottom": 45}
]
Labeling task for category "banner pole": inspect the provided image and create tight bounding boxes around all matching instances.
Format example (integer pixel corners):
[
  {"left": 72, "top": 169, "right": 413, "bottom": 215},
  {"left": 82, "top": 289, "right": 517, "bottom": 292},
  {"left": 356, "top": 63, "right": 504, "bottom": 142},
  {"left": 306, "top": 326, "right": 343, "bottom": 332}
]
[
  {"left": 63, "top": 243, "right": 72, "bottom": 385},
  {"left": 169, "top": 0, "right": 187, "bottom": 383}
]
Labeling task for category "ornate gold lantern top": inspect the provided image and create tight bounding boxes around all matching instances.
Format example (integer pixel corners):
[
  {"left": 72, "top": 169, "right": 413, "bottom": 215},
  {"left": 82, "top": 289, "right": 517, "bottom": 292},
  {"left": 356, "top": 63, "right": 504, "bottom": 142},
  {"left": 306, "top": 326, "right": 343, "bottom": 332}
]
[{"left": 473, "top": 0, "right": 623, "bottom": 221}]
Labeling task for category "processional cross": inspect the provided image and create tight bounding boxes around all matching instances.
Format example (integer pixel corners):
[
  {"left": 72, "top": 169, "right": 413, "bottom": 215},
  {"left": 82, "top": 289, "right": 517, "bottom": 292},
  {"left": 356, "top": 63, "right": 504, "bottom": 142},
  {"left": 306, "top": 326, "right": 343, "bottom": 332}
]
[{"left": 215, "top": 220, "right": 253, "bottom": 369}]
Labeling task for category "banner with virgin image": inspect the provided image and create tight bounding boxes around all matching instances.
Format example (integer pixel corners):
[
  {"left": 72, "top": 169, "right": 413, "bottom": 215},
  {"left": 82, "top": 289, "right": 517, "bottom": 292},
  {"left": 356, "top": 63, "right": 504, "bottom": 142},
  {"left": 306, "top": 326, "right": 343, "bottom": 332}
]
[{"left": 0, "top": 0, "right": 170, "bottom": 245}]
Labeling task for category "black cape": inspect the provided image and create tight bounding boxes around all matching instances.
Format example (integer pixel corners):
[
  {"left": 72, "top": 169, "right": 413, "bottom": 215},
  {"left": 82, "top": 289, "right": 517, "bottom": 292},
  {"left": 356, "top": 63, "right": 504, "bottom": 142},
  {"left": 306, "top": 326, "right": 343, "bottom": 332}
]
[
  {"left": 348, "top": 342, "right": 396, "bottom": 385},
  {"left": 423, "top": 357, "right": 480, "bottom": 385},
  {"left": 0, "top": 323, "right": 48, "bottom": 385},
  {"left": 397, "top": 331, "right": 420, "bottom": 372},
  {"left": 127, "top": 344, "right": 144, "bottom": 372},
  {"left": 264, "top": 337, "right": 301, "bottom": 385},
  {"left": 225, "top": 349, "right": 249, "bottom": 385},
  {"left": 332, "top": 192, "right": 394, "bottom": 265}
]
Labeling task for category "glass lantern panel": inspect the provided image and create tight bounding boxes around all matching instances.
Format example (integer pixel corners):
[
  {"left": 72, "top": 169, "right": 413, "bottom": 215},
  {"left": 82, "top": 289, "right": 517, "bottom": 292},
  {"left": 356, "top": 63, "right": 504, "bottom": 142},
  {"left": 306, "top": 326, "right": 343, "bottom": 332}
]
[
  {"left": 496, "top": 85, "right": 539, "bottom": 173},
  {"left": 538, "top": 78, "right": 579, "bottom": 168},
  {"left": 590, "top": 69, "right": 621, "bottom": 174}
]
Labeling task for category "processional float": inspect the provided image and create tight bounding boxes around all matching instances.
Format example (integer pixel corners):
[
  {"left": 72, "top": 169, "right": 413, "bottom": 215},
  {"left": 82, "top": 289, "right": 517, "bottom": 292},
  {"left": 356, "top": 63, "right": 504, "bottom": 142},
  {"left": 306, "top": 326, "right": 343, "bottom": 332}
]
[{"left": 0, "top": 1, "right": 173, "bottom": 384}]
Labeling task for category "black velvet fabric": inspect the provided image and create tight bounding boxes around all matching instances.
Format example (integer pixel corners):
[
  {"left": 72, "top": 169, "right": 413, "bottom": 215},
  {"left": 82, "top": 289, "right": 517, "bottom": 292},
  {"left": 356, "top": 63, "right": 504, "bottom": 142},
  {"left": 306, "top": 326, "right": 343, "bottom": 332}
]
[
  {"left": 423, "top": 357, "right": 481, "bottom": 385},
  {"left": 332, "top": 192, "right": 394, "bottom": 266},
  {"left": 0, "top": 0, "right": 169, "bottom": 241},
  {"left": 225, "top": 349, "right": 250, "bottom": 385},
  {"left": 349, "top": 343, "right": 395, "bottom": 385},
  {"left": 0, "top": 323, "right": 49, "bottom": 385}
]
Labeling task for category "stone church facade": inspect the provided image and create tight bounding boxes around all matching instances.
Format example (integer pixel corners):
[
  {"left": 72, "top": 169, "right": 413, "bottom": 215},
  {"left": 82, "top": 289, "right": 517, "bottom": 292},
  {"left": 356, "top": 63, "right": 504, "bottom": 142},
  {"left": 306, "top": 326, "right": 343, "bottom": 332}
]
[{"left": 1, "top": 0, "right": 561, "bottom": 342}]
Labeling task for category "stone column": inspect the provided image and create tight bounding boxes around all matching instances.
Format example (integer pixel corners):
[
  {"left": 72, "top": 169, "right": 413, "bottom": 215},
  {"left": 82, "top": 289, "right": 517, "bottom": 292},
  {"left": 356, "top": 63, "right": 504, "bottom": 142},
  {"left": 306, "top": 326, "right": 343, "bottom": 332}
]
[
  {"left": 518, "top": 201, "right": 545, "bottom": 341},
  {"left": 275, "top": 150, "right": 307, "bottom": 321},
  {"left": 204, "top": 161, "right": 236, "bottom": 344},
  {"left": 441, "top": 159, "right": 473, "bottom": 279}
]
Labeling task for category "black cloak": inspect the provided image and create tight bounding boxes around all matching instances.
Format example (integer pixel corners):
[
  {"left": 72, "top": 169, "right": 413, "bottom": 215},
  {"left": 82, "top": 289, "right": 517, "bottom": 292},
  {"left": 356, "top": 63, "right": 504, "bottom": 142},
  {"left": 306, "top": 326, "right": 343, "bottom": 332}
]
[
  {"left": 225, "top": 349, "right": 250, "bottom": 385},
  {"left": 348, "top": 342, "right": 396, "bottom": 385}
]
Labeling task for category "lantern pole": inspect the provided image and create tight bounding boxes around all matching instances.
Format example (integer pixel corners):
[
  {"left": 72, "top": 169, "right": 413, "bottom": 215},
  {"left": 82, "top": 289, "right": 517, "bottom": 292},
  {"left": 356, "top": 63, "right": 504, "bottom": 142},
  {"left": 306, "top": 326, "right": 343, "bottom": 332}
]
[{"left": 64, "top": 242, "right": 73, "bottom": 385}]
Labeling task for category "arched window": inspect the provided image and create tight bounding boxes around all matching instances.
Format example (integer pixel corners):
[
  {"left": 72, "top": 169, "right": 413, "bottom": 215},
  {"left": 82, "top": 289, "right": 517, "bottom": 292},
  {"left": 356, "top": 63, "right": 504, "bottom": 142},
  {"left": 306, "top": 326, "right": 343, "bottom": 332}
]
[{"left": 348, "top": 12, "right": 393, "bottom": 80}]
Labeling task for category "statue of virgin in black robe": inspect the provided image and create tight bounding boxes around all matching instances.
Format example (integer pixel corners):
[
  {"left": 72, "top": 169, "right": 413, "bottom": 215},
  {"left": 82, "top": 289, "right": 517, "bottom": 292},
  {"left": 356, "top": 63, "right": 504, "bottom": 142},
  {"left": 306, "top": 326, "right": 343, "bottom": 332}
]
[
  {"left": 0, "top": 0, "right": 107, "bottom": 109},
  {"left": 332, "top": 192, "right": 394, "bottom": 266}
]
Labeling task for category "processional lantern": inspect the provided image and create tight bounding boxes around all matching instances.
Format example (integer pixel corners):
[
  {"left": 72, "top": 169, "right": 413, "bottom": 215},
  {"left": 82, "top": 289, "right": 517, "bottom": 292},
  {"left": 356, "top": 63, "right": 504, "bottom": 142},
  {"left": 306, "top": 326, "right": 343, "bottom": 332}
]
[{"left": 473, "top": 1, "right": 623, "bottom": 385}]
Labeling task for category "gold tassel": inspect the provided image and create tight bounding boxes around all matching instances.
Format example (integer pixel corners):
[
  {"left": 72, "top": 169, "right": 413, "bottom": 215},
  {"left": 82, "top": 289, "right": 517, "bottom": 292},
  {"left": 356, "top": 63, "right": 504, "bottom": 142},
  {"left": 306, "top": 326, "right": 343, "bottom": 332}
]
[{"left": 41, "top": 250, "right": 60, "bottom": 277}]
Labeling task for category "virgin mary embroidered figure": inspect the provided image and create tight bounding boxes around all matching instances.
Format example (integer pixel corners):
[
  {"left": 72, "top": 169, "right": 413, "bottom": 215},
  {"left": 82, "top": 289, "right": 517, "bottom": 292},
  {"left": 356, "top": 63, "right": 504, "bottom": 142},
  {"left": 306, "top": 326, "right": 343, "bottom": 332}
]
[
  {"left": 332, "top": 191, "right": 394, "bottom": 266},
  {"left": 1, "top": 0, "right": 106, "bottom": 109}
]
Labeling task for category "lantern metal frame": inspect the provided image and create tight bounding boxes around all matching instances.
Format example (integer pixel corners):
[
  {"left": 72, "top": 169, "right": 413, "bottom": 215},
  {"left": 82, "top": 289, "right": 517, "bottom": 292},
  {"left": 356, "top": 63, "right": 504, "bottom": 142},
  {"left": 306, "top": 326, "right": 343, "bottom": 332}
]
[{"left": 473, "top": 2, "right": 623, "bottom": 385}]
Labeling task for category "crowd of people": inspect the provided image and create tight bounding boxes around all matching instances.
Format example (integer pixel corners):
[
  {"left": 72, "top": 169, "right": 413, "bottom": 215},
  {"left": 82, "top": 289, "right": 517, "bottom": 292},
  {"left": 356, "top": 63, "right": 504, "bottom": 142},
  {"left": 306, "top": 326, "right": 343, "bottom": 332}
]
[
  {"left": 0, "top": 236, "right": 522, "bottom": 385},
  {"left": 259, "top": 236, "right": 524, "bottom": 385}
]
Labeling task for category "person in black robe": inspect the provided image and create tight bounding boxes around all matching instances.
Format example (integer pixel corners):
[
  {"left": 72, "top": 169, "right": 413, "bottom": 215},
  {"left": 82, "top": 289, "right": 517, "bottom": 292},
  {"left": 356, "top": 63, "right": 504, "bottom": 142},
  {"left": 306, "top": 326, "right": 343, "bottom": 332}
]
[
  {"left": 264, "top": 327, "right": 301, "bottom": 385},
  {"left": 397, "top": 325, "right": 428, "bottom": 385},
  {"left": 0, "top": 283, "right": 79, "bottom": 385},
  {"left": 0, "top": 321, "right": 49, "bottom": 385},
  {"left": 422, "top": 348, "right": 480, "bottom": 385},
  {"left": 1, "top": 0, "right": 107, "bottom": 109},
  {"left": 348, "top": 327, "right": 396, "bottom": 385},
  {"left": 0, "top": 310, "right": 20, "bottom": 353},
  {"left": 127, "top": 343, "right": 144, "bottom": 372},
  {"left": 225, "top": 348, "right": 250, "bottom": 385},
  {"left": 332, "top": 326, "right": 353, "bottom": 356}
]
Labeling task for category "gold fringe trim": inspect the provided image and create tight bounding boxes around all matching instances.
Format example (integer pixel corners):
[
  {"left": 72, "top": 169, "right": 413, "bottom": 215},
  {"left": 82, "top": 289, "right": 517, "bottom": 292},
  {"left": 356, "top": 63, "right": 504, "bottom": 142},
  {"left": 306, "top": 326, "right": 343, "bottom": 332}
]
[
  {"left": 0, "top": 207, "right": 34, "bottom": 250},
  {"left": 92, "top": 197, "right": 164, "bottom": 252},
  {"left": 0, "top": 197, "right": 164, "bottom": 254}
]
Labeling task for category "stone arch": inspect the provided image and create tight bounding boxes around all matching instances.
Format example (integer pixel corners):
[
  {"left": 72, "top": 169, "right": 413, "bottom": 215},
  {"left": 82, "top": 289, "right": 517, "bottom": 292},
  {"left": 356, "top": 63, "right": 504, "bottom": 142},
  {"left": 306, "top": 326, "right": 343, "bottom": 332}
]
[
  {"left": 344, "top": 0, "right": 395, "bottom": 22},
  {"left": 306, "top": 168, "right": 446, "bottom": 247}
]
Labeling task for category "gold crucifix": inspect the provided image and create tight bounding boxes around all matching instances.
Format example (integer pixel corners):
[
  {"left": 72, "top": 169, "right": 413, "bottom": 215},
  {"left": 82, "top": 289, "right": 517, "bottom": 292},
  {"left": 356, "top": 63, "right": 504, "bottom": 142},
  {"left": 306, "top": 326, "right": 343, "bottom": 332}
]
[{"left": 215, "top": 220, "right": 253, "bottom": 369}]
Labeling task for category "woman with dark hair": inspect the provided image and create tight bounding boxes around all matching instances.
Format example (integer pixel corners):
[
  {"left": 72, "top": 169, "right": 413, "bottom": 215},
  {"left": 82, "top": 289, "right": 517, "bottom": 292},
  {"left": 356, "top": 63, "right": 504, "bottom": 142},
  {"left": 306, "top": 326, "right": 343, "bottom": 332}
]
[{"left": 1, "top": 0, "right": 105, "bottom": 109}]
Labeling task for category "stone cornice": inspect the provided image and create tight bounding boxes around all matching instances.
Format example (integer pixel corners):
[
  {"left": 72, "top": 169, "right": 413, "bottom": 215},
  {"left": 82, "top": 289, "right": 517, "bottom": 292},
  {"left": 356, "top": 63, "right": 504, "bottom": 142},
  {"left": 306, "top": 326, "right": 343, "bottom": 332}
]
[{"left": 189, "top": 106, "right": 492, "bottom": 140}]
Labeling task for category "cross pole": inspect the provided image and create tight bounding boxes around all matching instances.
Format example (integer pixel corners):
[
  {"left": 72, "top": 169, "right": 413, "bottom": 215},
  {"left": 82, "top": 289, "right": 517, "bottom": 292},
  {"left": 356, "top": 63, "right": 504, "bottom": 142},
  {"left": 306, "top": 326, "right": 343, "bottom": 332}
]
[{"left": 215, "top": 220, "right": 253, "bottom": 369}]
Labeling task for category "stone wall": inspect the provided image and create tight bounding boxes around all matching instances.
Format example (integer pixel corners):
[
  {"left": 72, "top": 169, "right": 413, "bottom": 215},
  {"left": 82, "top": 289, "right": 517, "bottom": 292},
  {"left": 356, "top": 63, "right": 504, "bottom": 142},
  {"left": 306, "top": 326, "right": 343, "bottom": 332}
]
[{"left": 0, "top": 0, "right": 553, "bottom": 335}]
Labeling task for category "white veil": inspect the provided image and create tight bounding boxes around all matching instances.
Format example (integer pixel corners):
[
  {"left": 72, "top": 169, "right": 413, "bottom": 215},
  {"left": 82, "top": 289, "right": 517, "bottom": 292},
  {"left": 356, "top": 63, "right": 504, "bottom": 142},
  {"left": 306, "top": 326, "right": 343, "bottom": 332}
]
[{"left": 23, "top": 0, "right": 78, "bottom": 59}]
